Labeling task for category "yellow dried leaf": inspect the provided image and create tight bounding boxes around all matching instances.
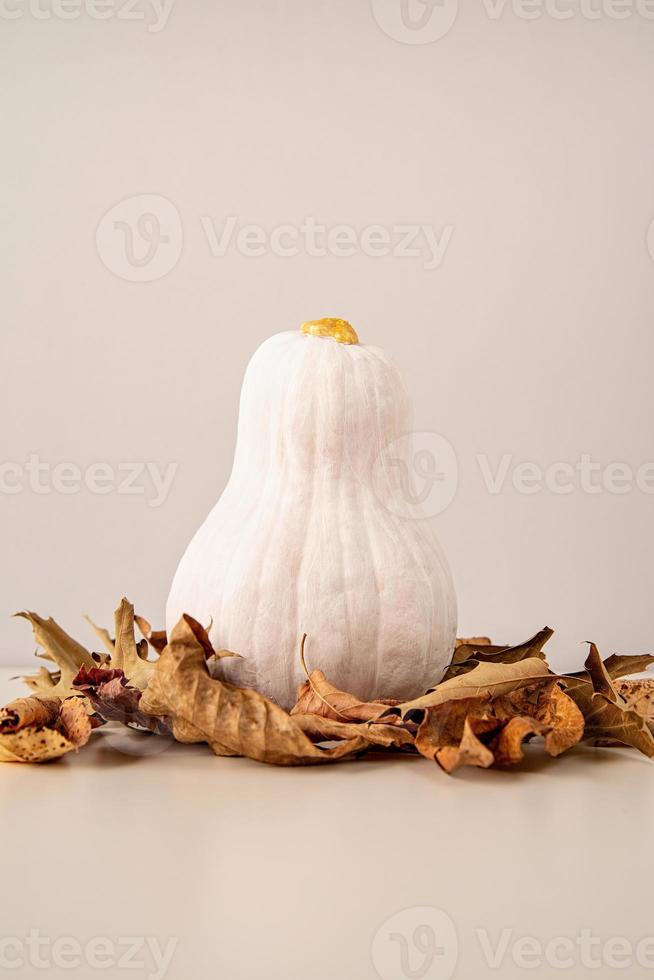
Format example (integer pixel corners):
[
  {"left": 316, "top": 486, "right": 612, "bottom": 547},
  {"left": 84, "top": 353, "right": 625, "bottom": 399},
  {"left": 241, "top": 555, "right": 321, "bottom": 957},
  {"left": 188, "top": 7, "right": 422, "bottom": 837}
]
[
  {"left": 83, "top": 614, "right": 115, "bottom": 656},
  {"left": 16, "top": 611, "right": 96, "bottom": 699},
  {"left": 113, "top": 598, "right": 155, "bottom": 691}
]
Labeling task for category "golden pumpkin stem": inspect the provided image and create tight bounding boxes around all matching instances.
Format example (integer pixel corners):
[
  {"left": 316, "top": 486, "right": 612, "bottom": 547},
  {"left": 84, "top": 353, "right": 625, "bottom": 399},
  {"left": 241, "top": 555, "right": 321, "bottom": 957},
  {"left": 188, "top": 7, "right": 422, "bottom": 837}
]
[{"left": 300, "top": 318, "right": 359, "bottom": 345}]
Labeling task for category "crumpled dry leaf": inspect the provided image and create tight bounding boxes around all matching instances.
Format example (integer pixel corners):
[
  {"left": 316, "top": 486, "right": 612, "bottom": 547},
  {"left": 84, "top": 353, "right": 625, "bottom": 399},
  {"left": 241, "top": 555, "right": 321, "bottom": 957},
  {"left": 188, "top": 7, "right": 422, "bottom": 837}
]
[
  {"left": 73, "top": 666, "right": 171, "bottom": 736},
  {"left": 443, "top": 628, "right": 554, "bottom": 680},
  {"left": 413, "top": 680, "right": 583, "bottom": 774},
  {"left": 291, "top": 669, "right": 400, "bottom": 724},
  {"left": 415, "top": 700, "right": 497, "bottom": 773},
  {"left": 436, "top": 719, "right": 495, "bottom": 774},
  {"left": 566, "top": 644, "right": 654, "bottom": 757},
  {"left": 491, "top": 716, "right": 546, "bottom": 766},
  {"left": 391, "top": 658, "right": 555, "bottom": 720},
  {"left": 495, "top": 681, "right": 585, "bottom": 757},
  {"left": 140, "top": 616, "right": 378, "bottom": 765},
  {"left": 16, "top": 612, "right": 97, "bottom": 699},
  {"left": 0, "top": 696, "right": 91, "bottom": 764},
  {"left": 0, "top": 696, "right": 61, "bottom": 732},
  {"left": 17, "top": 599, "right": 166, "bottom": 712},
  {"left": 9, "top": 602, "right": 654, "bottom": 773},
  {"left": 615, "top": 679, "right": 654, "bottom": 724}
]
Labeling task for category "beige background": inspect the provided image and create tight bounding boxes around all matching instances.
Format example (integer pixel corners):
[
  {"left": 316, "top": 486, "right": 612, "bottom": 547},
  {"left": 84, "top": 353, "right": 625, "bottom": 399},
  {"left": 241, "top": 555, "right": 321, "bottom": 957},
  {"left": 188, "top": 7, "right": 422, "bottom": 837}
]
[{"left": 2, "top": 0, "right": 654, "bottom": 672}]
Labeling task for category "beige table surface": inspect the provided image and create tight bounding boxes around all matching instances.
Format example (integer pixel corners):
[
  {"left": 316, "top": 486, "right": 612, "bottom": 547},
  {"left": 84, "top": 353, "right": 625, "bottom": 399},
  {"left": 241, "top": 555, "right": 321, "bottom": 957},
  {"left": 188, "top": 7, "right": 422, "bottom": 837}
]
[{"left": 1, "top": 665, "right": 653, "bottom": 980}]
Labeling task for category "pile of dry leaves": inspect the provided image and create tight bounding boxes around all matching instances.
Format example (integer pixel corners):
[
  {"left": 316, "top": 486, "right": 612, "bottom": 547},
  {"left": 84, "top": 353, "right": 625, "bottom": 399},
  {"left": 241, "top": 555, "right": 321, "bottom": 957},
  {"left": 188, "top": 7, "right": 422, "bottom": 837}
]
[{"left": 1, "top": 599, "right": 653, "bottom": 774}]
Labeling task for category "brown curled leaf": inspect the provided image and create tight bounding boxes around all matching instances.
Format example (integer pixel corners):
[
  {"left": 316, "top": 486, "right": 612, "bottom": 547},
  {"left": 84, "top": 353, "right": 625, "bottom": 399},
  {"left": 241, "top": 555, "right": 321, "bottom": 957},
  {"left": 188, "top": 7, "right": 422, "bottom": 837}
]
[
  {"left": 415, "top": 700, "right": 498, "bottom": 773},
  {"left": 291, "top": 713, "right": 414, "bottom": 749},
  {"left": 0, "top": 696, "right": 62, "bottom": 733},
  {"left": 495, "top": 681, "right": 585, "bottom": 757},
  {"left": 490, "top": 716, "right": 546, "bottom": 766},
  {"left": 566, "top": 644, "right": 654, "bottom": 757},
  {"left": 448, "top": 627, "right": 554, "bottom": 674},
  {"left": 291, "top": 669, "right": 400, "bottom": 724},
  {"left": 140, "top": 617, "right": 376, "bottom": 766},
  {"left": 0, "top": 696, "right": 92, "bottom": 764}
]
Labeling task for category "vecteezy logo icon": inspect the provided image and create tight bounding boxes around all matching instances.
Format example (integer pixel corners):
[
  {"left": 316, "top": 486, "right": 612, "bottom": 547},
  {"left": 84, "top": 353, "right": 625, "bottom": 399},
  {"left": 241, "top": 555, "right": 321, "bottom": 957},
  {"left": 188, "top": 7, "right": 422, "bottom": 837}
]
[
  {"left": 371, "top": 431, "right": 458, "bottom": 519},
  {"left": 96, "top": 194, "right": 183, "bottom": 282},
  {"left": 370, "top": 0, "right": 458, "bottom": 44},
  {"left": 371, "top": 907, "right": 458, "bottom": 980}
]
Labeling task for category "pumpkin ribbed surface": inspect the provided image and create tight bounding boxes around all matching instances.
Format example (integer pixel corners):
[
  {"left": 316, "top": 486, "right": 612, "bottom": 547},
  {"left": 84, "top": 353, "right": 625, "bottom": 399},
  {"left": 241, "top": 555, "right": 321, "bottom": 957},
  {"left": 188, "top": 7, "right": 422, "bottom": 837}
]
[{"left": 166, "top": 330, "right": 457, "bottom": 709}]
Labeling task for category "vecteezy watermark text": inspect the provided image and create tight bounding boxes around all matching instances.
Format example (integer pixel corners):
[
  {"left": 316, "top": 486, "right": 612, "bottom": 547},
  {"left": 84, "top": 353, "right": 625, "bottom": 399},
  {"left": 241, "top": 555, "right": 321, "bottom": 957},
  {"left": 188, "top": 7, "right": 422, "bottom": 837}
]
[
  {"left": 372, "top": 436, "right": 654, "bottom": 520},
  {"left": 0, "top": 455, "right": 178, "bottom": 507},
  {"left": 478, "top": 453, "right": 654, "bottom": 496},
  {"left": 371, "top": 0, "right": 654, "bottom": 46},
  {"left": 200, "top": 216, "right": 454, "bottom": 271},
  {"left": 371, "top": 907, "right": 654, "bottom": 979},
  {"left": 0, "top": 0, "right": 175, "bottom": 31},
  {"left": 0, "top": 931, "right": 177, "bottom": 978},
  {"left": 95, "top": 194, "right": 454, "bottom": 282}
]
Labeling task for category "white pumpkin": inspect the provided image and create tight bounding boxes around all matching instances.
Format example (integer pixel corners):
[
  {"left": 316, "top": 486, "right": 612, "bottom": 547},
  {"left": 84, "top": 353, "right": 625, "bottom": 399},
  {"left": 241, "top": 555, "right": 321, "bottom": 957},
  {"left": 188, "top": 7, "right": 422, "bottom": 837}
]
[{"left": 166, "top": 318, "right": 456, "bottom": 709}]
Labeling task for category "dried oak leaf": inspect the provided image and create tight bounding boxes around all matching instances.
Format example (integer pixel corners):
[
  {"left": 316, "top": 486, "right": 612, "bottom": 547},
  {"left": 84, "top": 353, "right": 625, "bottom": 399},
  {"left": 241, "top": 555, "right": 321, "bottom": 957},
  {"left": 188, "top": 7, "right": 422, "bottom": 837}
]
[
  {"left": 16, "top": 599, "right": 156, "bottom": 699},
  {"left": 140, "top": 616, "right": 375, "bottom": 765},
  {"left": 72, "top": 666, "right": 171, "bottom": 736},
  {"left": 291, "top": 669, "right": 401, "bottom": 724},
  {"left": 443, "top": 627, "right": 554, "bottom": 681},
  {"left": 134, "top": 615, "right": 168, "bottom": 654},
  {"left": 0, "top": 696, "right": 91, "bottom": 764},
  {"left": 391, "top": 658, "right": 555, "bottom": 720},
  {"left": 16, "top": 611, "right": 97, "bottom": 699},
  {"left": 83, "top": 614, "right": 116, "bottom": 657},
  {"left": 112, "top": 598, "right": 156, "bottom": 691},
  {"left": 565, "top": 653, "right": 654, "bottom": 684},
  {"left": 566, "top": 644, "right": 654, "bottom": 757}
]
